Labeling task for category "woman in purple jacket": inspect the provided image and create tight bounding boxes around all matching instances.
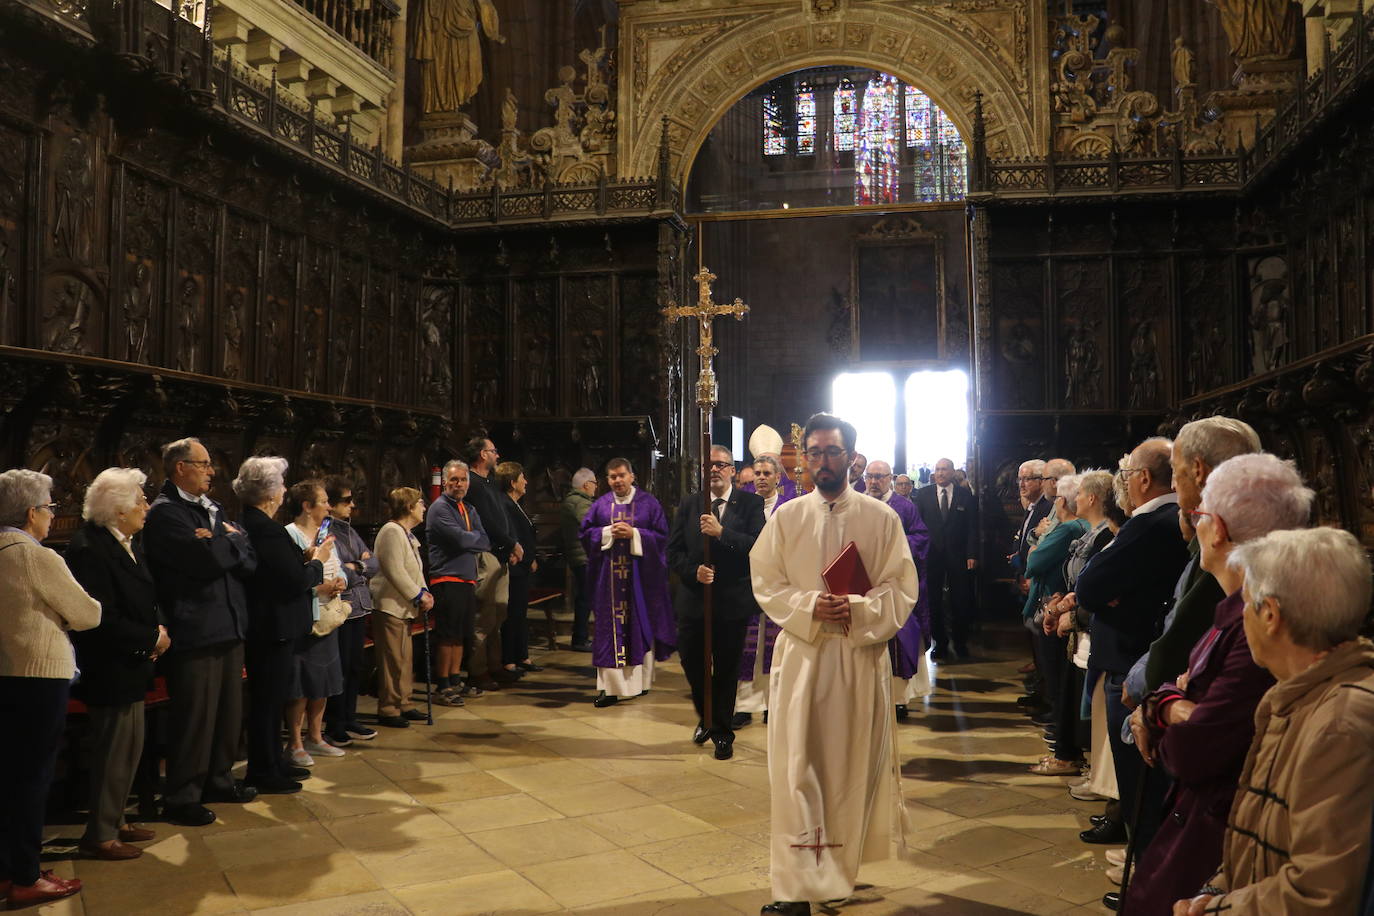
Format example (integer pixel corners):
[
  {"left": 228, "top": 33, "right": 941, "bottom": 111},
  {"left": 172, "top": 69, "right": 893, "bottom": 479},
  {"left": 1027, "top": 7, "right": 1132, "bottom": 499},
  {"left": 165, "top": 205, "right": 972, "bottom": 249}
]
[{"left": 1124, "top": 453, "right": 1312, "bottom": 913}]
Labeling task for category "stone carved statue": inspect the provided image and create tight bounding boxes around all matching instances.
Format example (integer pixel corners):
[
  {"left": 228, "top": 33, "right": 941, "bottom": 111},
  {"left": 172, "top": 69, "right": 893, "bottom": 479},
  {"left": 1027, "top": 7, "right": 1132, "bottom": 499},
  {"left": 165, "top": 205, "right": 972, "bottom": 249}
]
[
  {"left": 412, "top": 0, "right": 505, "bottom": 114},
  {"left": 1172, "top": 36, "right": 1196, "bottom": 89},
  {"left": 1214, "top": 0, "right": 1298, "bottom": 63},
  {"left": 1250, "top": 278, "right": 1289, "bottom": 373}
]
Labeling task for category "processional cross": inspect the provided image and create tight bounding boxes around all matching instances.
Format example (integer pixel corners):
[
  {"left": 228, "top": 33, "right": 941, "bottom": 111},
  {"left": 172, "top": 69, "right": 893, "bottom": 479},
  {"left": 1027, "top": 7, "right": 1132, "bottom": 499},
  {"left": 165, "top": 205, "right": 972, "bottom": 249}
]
[{"left": 662, "top": 266, "right": 749, "bottom": 735}]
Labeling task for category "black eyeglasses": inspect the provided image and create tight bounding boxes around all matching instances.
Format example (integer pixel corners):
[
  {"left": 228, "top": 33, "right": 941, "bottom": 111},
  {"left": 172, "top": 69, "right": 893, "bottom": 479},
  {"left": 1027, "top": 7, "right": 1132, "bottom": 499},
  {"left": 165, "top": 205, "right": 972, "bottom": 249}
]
[
  {"left": 334, "top": 496, "right": 354, "bottom": 505},
  {"left": 33, "top": 502, "right": 58, "bottom": 513},
  {"left": 708, "top": 461, "right": 732, "bottom": 470},
  {"left": 804, "top": 447, "right": 848, "bottom": 461}
]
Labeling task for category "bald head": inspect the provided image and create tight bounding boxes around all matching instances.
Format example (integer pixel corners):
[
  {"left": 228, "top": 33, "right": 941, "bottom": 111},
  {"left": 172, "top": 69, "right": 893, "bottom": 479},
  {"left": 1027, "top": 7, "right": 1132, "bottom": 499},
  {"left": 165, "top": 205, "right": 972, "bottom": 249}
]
[
  {"left": 865, "top": 459, "right": 893, "bottom": 497},
  {"left": 1129, "top": 437, "right": 1174, "bottom": 507}
]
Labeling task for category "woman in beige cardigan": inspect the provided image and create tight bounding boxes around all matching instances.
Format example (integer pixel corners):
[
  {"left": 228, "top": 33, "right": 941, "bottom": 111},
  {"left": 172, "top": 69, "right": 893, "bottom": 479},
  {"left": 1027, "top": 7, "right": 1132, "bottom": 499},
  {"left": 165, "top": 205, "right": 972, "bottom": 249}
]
[
  {"left": 0, "top": 469, "right": 101, "bottom": 909},
  {"left": 370, "top": 487, "right": 434, "bottom": 728}
]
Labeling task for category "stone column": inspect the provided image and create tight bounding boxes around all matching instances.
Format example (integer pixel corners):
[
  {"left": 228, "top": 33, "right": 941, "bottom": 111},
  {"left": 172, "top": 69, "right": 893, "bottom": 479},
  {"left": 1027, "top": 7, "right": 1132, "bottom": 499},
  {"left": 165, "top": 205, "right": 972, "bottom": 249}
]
[{"left": 386, "top": 0, "right": 407, "bottom": 161}]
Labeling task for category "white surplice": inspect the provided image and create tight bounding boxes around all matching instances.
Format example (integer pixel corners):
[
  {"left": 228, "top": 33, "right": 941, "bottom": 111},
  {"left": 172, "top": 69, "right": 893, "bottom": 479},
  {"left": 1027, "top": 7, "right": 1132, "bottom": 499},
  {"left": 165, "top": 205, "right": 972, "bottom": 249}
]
[{"left": 750, "top": 485, "right": 919, "bottom": 903}]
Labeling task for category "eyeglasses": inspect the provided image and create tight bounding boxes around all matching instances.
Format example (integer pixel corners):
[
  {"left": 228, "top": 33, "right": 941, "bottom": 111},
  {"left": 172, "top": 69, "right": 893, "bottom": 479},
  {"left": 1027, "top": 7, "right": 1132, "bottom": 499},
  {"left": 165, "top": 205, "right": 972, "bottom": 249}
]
[
  {"left": 804, "top": 447, "right": 848, "bottom": 461},
  {"left": 708, "top": 461, "right": 732, "bottom": 470},
  {"left": 334, "top": 496, "right": 354, "bottom": 505},
  {"left": 180, "top": 459, "right": 213, "bottom": 469},
  {"left": 1187, "top": 509, "right": 1218, "bottom": 527},
  {"left": 1117, "top": 467, "right": 1145, "bottom": 479},
  {"left": 864, "top": 472, "right": 892, "bottom": 481},
  {"left": 33, "top": 502, "right": 58, "bottom": 513}
]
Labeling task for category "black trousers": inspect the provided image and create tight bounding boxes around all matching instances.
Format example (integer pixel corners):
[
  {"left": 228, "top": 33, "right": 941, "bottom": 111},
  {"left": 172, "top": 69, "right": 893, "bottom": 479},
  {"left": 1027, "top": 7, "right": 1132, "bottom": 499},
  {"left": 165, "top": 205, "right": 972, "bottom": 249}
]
[
  {"left": 1033, "top": 629, "right": 1068, "bottom": 720},
  {"left": 0, "top": 676, "right": 68, "bottom": 885},
  {"left": 325, "top": 616, "right": 367, "bottom": 736},
  {"left": 927, "top": 556, "right": 973, "bottom": 653},
  {"left": 501, "top": 572, "right": 531, "bottom": 665},
  {"left": 1052, "top": 661, "right": 1088, "bottom": 762},
  {"left": 244, "top": 638, "right": 295, "bottom": 783},
  {"left": 677, "top": 611, "right": 750, "bottom": 740},
  {"left": 164, "top": 640, "right": 244, "bottom": 804},
  {"left": 570, "top": 563, "right": 590, "bottom": 646}
]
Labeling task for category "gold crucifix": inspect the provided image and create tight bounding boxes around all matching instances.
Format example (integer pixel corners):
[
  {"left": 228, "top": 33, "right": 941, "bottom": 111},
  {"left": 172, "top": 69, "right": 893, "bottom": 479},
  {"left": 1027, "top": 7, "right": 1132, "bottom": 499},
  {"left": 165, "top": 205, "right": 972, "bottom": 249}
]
[{"left": 662, "top": 267, "right": 749, "bottom": 408}]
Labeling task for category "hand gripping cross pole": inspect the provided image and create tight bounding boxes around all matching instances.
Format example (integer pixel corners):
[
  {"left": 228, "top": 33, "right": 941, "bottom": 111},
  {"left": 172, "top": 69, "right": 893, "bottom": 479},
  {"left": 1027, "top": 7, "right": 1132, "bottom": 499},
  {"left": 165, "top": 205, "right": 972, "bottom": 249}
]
[{"left": 662, "top": 267, "right": 749, "bottom": 738}]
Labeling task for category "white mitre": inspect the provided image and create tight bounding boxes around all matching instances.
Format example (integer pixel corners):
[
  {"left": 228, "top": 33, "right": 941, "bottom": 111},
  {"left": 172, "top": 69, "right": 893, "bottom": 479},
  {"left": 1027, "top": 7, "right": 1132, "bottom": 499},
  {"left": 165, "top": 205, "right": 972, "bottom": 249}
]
[{"left": 749, "top": 424, "right": 784, "bottom": 459}]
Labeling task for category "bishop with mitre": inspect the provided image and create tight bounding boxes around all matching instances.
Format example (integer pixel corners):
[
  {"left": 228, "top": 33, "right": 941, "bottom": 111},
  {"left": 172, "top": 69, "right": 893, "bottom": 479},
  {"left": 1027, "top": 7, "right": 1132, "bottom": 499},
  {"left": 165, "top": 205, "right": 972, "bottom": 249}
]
[{"left": 750, "top": 413, "right": 918, "bottom": 916}]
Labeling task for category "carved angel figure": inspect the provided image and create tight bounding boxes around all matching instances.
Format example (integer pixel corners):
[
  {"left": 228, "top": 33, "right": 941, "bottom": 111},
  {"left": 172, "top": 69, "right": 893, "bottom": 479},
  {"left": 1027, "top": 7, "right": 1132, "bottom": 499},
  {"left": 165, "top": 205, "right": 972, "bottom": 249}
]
[{"left": 412, "top": 0, "right": 505, "bottom": 114}]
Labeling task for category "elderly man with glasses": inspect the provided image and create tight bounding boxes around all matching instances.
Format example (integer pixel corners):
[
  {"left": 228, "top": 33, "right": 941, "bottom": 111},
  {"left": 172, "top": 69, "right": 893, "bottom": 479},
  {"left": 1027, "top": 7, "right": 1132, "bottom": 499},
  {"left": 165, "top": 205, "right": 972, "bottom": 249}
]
[{"left": 143, "top": 437, "right": 258, "bottom": 826}]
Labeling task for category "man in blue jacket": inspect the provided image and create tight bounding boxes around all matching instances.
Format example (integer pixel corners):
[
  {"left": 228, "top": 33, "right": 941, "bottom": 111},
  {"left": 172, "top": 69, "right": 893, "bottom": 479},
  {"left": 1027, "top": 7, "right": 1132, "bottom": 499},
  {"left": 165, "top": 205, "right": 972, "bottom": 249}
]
[
  {"left": 143, "top": 437, "right": 257, "bottom": 826},
  {"left": 1075, "top": 437, "right": 1189, "bottom": 849},
  {"left": 426, "top": 459, "right": 491, "bottom": 705}
]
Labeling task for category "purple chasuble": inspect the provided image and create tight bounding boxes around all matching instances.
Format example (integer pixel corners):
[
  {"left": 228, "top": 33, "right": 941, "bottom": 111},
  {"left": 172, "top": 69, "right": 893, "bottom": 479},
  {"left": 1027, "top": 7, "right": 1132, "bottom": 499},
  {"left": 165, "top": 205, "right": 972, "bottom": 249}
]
[
  {"left": 578, "top": 489, "right": 675, "bottom": 669},
  {"left": 737, "top": 488, "right": 791, "bottom": 680},
  {"left": 878, "top": 490, "right": 930, "bottom": 679}
]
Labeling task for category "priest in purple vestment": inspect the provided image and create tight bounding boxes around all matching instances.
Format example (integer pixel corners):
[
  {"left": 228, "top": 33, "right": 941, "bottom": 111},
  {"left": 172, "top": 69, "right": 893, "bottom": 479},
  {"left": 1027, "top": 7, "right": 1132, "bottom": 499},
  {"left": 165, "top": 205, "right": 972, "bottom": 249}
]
[
  {"left": 864, "top": 460, "right": 931, "bottom": 718},
  {"left": 735, "top": 454, "right": 791, "bottom": 725},
  {"left": 578, "top": 457, "right": 675, "bottom": 708}
]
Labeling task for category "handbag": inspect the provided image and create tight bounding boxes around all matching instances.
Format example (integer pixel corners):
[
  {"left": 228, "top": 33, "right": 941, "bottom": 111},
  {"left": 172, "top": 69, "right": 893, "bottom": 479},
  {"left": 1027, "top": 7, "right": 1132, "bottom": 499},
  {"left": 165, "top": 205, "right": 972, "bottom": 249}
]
[{"left": 313, "top": 595, "right": 351, "bottom": 637}]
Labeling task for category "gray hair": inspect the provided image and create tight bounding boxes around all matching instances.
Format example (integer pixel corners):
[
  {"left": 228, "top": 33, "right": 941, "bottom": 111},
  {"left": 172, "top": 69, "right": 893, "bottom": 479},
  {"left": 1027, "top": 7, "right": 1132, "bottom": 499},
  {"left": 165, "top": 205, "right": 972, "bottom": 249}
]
[
  {"left": 1132, "top": 437, "right": 1174, "bottom": 486},
  {"left": 0, "top": 469, "right": 53, "bottom": 527},
  {"left": 1076, "top": 470, "right": 1114, "bottom": 511},
  {"left": 753, "top": 455, "right": 780, "bottom": 475},
  {"left": 1044, "top": 458, "right": 1077, "bottom": 479},
  {"left": 162, "top": 437, "right": 203, "bottom": 477},
  {"left": 571, "top": 467, "right": 596, "bottom": 489},
  {"left": 83, "top": 467, "right": 148, "bottom": 527},
  {"left": 443, "top": 459, "right": 469, "bottom": 477},
  {"left": 1056, "top": 474, "right": 1082, "bottom": 512},
  {"left": 1231, "top": 527, "right": 1372, "bottom": 651},
  {"left": 710, "top": 443, "right": 734, "bottom": 459},
  {"left": 232, "top": 456, "right": 289, "bottom": 507},
  {"left": 1200, "top": 453, "right": 1313, "bottom": 544},
  {"left": 1175, "top": 416, "right": 1262, "bottom": 470},
  {"left": 1018, "top": 459, "right": 1045, "bottom": 477},
  {"left": 1113, "top": 453, "right": 1134, "bottom": 512}
]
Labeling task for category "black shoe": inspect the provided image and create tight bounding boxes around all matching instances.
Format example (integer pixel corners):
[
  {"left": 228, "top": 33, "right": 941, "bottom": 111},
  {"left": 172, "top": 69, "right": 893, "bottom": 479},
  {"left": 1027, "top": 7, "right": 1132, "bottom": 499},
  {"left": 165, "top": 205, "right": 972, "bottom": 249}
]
[
  {"left": 1080, "top": 819, "right": 1127, "bottom": 844},
  {"left": 692, "top": 724, "right": 710, "bottom": 745},
  {"left": 345, "top": 723, "right": 378, "bottom": 740},
  {"left": 762, "top": 710, "right": 768, "bottom": 724},
  {"left": 516, "top": 661, "right": 544, "bottom": 672},
  {"left": 1102, "top": 891, "right": 1120, "bottom": 911},
  {"left": 761, "top": 903, "right": 811, "bottom": 915},
  {"left": 378, "top": 715, "right": 410, "bottom": 728},
  {"left": 712, "top": 735, "right": 734, "bottom": 760},
  {"left": 1090, "top": 813, "right": 1109, "bottom": 827},
  {"left": 895, "top": 704, "right": 909, "bottom": 721},
  {"left": 402, "top": 708, "right": 428, "bottom": 721},
  {"left": 731, "top": 712, "right": 752, "bottom": 729},
  {"left": 285, "top": 765, "right": 312, "bottom": 780},
  {"left": 954, "top": 646, "right": 971, "bottom": 660},
  {"left": 593, "top": 693, "right": 619, "bottom": 708},
  {"left": 248, "top": 777, "right": 302, "bottom": 795},
  {"left": 202, "top": 782, "right": 257, "bottom": 804},
  {"left": 163, "top": 802, "right": 216, "bottom": 826},
  {"left": 931, "top": 647, "right": 949, "bottom": 661},
  {"left": 1016, "top": 694, "right": 1040, "bottom": 708},
  {"left": 1030, "top": 711, "right": 1055, "bottom": 726},
  {"left": 569, "top": 640, "right": 593, "bottom": 652}
]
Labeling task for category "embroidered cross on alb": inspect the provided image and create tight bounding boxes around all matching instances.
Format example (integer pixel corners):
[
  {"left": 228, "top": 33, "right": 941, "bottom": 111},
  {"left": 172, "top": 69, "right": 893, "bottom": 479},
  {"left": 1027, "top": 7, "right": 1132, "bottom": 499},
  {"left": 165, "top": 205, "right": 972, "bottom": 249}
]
[{"left": 790, "top": 827, "right": 843, "bottom": 866}]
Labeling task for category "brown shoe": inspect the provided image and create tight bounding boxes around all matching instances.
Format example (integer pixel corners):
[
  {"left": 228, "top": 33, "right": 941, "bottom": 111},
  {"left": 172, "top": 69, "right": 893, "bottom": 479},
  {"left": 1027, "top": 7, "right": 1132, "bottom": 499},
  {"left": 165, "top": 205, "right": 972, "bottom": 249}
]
[
  {"left": 79, "top": 839, "right": 144, "bottom": 860},
  {"left": 8, "top": 871, "right": 82, "bottom": 908},
  {"left": 118, "top": 824, "right": 156, "bottom": 842}
]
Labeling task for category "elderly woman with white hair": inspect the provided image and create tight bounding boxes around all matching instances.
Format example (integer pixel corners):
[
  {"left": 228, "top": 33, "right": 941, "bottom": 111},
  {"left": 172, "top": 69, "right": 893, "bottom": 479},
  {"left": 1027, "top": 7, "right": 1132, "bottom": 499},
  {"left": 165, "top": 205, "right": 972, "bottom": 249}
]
[
  {"left": 65, "top": 468, "right": 169, "bottom": 861},
  {"left": 1174, "top": 526, "right": 1374, "bottom": 916},
  {"left": 0, "top": 469, "right": 100, "bottom": 908},
  {"left": 1023, "top": 474, "right": 1090, "bottom": 775},
  {"left": 1125, "top": 453, "right": 1312, "bottom": 913}
]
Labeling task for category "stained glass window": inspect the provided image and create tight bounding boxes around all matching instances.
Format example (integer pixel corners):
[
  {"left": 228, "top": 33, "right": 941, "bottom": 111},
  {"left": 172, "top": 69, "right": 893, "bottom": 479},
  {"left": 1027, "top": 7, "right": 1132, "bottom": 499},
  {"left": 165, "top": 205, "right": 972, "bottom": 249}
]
[
  {"left": 763, "top": 91, "right": 785, "bottom": 156},
  {"left": 796, "top": 82, "right": 816, "bottom": 155},
  {"left": 855, "top": 74, "right": 900, "bottom": 205},
  {"left": 833, "top": 78, "right": 857, "bottom": 152},
  {"left": 905, "top": 85, "right": 933, "bottom": 147}
]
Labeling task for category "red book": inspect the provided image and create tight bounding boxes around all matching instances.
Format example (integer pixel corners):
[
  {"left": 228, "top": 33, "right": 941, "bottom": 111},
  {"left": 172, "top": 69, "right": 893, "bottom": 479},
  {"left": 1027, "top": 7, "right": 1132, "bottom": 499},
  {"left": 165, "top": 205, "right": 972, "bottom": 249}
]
[{"left": 822, "top": 541, "right": 871, "bottom": 597}]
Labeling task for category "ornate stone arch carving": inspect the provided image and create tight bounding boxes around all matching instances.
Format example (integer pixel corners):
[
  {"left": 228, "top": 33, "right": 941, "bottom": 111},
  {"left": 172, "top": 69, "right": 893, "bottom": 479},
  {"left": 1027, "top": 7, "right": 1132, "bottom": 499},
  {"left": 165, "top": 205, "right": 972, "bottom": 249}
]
[{"left": 618, "top": 1, "right": 1047, "bottom": 183}]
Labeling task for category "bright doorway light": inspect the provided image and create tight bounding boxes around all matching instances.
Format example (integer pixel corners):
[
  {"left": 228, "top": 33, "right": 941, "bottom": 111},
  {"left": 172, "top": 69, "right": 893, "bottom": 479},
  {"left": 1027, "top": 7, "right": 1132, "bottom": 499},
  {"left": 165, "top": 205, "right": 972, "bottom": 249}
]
[
  {"left": 832, "top": 372, "right": 896, "bottom": 467},
  {"left": 904, "top": 369, "right": 969, "bottom": 477}
]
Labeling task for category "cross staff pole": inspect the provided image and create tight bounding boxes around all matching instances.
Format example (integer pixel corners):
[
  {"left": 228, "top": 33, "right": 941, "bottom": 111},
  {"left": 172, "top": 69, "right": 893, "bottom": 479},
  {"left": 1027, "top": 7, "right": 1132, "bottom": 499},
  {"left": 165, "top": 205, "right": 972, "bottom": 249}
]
[{"left": 663, "top": 267, "right": 748, "bottom": 739}]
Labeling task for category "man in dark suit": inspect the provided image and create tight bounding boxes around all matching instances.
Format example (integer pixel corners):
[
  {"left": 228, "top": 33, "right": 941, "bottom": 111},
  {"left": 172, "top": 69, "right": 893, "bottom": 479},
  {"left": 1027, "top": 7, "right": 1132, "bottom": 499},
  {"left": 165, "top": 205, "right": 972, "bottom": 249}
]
[
  {"left": 913, "top": 457, "right": 978, "bottom": 660},
  {"left": 143, "top": 437, "right": 257, "bottom": 826},
  {"left": 668, "top": 444, "right": 766, "bottom": 761},
  {"left": 1076, "top": 437, "right": 1190, "bottom": 851},
  {"left": 1013, "top": 459, "right": 1053, "bottom": 577}
]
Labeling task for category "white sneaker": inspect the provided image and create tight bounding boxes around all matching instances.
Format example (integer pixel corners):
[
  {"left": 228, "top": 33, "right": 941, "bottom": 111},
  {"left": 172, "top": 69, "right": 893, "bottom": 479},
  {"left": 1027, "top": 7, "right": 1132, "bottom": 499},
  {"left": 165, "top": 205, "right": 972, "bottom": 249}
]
[
  {"left": 1105, "top": 848, "right": 1127, "bottom": 867},
  {"left": 305, "top": 739, "right": 345, "bottom": 758},
  {"left": 289, "top": 747, "right": 315, "bottom": 768},
  {"left": 1069, "top": 781, "right": 1108, "bottom": 801}
]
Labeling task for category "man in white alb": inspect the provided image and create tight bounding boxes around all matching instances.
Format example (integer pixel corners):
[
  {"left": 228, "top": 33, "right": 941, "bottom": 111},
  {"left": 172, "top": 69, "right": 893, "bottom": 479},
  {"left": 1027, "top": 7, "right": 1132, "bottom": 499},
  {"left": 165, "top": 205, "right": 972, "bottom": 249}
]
[{"left": 750, "top": 413, "right": 918, "bottom": 916}]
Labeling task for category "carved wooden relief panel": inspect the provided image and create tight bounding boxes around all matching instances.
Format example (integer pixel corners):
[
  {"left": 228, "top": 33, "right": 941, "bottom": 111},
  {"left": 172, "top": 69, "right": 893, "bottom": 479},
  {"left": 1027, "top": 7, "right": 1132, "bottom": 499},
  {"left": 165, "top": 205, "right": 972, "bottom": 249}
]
[
  {"left": 221, "top": 214, "right": 260, "bottom": 381},
  {"left": 1118, "top": 257, "right": 1168, "bottom": 409},
  {"left": 1054, "top": 258, "right": 1107, "bottom": 410},
  {"left": 619, "top": 272, "right": 662, "bottom": 417},
  {"left": 335, "top": 256, "right": 364, "bottom": 398},
  {"left": 173, "top": 194, "right": 215, "bottom": 374},
  {"left": 365, "top": 269, "right": 395, "bottom": 404},
  {"left": 262, "top": 233, "right": 299, "bottom": 388},
  {"left": 514, "top": 278, "right": 556, "bottom": 417},
  {"left": 118, "top": 170, "right": 166, "bottom": 365},
  {"left": 0, "top": 121, "right": 28, "bottom": 347},
  {"left": 565, "top": 274, "right": 611, "bottom": 416},
  {"left": 466, "top": 279, "right": 507, "bottom": 420},
  {"left": 1179, "top": 255, "right": 1232, "bottom": 397},
  {"left": 990, "top": 259, "right": 1044, "bottom": 410}
]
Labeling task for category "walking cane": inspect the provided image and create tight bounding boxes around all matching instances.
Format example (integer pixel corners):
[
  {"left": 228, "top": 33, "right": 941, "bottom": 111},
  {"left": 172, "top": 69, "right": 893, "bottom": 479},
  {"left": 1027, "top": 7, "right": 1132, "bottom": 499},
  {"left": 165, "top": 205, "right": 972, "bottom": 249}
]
[
  {"left": 1115, "top": 751, "right": 1154, "bottom": 915},
  {"left": 421, "top": 605, "right": 434, "bottom": 726}
]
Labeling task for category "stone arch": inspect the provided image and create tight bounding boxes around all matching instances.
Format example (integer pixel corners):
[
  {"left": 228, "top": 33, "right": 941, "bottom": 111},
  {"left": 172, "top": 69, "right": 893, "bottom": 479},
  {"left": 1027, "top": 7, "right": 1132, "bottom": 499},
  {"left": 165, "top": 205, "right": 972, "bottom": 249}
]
[{"left": 619, "top": 3, "right": 1046, "bottom": 183}]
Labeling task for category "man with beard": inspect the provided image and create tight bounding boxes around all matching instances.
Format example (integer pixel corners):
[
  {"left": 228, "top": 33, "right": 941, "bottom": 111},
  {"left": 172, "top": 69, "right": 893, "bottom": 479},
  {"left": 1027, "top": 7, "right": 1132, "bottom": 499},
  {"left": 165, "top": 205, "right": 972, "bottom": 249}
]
[
  {"left": 751, "top": 414, "right": 918, "bottom": 916},
  {"left": 668, "top": 445, "right": 765, "bottom": 759}
]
